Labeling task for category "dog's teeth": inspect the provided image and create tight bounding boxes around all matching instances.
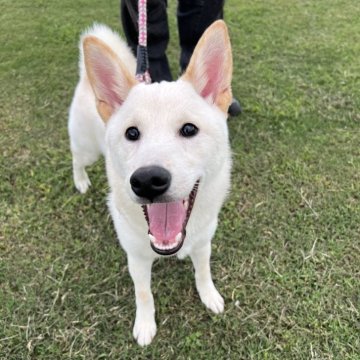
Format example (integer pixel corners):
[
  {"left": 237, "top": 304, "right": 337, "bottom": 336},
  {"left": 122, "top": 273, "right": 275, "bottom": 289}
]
[
  {"left": 148, "top": 233, "right": 155, "bottom": 242},
  {"left": 184, "top": 200, "right": 189, "bottom": 210},
  {"left": 175, "top": 232, "right": 182, "bottom": 243},
  {"left": 159, "top": 244, "right": 170, "bottom": 250}
]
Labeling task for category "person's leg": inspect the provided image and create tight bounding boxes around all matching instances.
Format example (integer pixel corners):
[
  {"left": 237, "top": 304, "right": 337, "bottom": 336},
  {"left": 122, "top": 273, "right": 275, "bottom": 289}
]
[
  {"left": 120, "top": 0, "right": 172, "bottom": 81},
  {"left": 177, "top": 0, "right": 224, "bottom": 73}
]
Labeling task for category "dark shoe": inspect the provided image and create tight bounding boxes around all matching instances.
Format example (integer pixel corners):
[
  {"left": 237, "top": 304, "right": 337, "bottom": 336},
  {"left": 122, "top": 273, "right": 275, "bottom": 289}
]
[{"left": 228, "top": 98, "right": 242, "bottom": 117}]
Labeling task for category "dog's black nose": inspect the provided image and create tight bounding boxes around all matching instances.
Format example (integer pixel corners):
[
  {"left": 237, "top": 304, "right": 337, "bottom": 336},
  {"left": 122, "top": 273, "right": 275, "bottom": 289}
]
[{"left": 130, "top": 166, "right": 171, "bottom": 201}]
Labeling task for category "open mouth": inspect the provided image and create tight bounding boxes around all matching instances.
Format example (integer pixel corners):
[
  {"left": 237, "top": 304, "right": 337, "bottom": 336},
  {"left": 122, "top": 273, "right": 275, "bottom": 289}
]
[{"left": 142, "top": 181, "right": 200, "bottom": 256}]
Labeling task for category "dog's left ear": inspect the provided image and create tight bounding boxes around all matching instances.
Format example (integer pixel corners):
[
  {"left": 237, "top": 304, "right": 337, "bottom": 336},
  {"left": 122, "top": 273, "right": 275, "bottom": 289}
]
[
  {"left": 83, "top": 36, "right": 137, "bottom": 122},
  {"left": 181, "top": 20, "right": 233, "bottom": 114}
]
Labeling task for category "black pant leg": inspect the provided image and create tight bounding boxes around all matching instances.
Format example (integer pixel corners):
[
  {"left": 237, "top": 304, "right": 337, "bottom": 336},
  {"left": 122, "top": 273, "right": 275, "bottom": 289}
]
[
  {"left": 177, "top": 0, "right": 224, "bottom": 72},
  {"left": 120, "top": 0, "right": 173, "bottom": 81}
]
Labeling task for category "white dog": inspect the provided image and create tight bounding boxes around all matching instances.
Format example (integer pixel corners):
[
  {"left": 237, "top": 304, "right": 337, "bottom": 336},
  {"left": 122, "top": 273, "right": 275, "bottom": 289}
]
[{"left": 68, "top": 20, "right": 233, "bottom": 346}]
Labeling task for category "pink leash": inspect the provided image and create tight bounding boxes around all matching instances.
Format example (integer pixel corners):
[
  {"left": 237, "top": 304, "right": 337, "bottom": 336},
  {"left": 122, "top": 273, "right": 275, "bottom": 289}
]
[{"left": 135, "top": 0, "right": 151, "bottom": 84}]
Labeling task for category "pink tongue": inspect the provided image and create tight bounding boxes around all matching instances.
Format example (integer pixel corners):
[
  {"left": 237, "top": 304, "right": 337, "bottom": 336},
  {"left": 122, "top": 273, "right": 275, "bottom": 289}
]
[{"left": 147, "top": 201, "right": 186, "bottom": 244}]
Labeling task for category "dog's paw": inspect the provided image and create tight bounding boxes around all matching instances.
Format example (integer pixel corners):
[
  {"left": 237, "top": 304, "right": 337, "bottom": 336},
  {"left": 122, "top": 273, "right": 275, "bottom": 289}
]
[
  {"left": 199, "top": 286, "right": 224, "bottom": 314},
  {"left": 133, "top": 318, "right": 157, "bottom": 346},
  {"left": 74, "top": 170, "right": 91, "bottom": 194}
]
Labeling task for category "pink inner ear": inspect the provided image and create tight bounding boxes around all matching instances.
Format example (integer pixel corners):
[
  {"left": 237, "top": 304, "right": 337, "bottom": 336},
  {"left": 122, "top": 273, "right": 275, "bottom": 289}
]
[
  {"left": 200, "top": 47, "right": 223, "bottom": 101},
  {"left": 93, "top": 56, "right": 124, "bottom": 108}
]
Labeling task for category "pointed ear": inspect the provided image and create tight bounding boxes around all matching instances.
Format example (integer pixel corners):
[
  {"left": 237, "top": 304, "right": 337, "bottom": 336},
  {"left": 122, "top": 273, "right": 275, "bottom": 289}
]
[
  {"left": 83, "top": 36, "right": 137, "bottom": 122},
  {"left": 181, "top": 20, "right": 233, "bottom": 114}
]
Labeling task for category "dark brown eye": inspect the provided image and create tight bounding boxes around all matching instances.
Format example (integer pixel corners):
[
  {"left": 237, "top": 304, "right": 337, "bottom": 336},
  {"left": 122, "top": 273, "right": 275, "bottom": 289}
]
[
  {"left": 125, "top": 127, "right": 140, "bottom": 141},
  {"left": 180, "top": 123, "right": 198, "bottom": 137}
]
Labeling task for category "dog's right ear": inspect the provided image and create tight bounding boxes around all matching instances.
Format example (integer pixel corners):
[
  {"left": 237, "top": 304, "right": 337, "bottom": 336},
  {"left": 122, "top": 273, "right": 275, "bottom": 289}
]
[
  {"left": 181, "top": 20, "right": 233, "bottom": 114},
  {"left": 83, "top": 36, "right": 137, "bottom": 122}
]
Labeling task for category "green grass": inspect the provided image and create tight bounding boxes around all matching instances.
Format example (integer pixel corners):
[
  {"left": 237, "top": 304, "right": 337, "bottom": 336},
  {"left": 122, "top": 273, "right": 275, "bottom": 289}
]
[{"left": 1, "top": 0, "right": 359, "bottom": 358}]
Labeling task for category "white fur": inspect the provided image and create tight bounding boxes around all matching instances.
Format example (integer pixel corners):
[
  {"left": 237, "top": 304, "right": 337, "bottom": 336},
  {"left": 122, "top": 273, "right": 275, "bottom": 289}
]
[
  {"left": 68, "top": 24, "right": 136, "bottom": 193},
  {"left": 68, "top": 23, "right": 232, "bottom": 346}
]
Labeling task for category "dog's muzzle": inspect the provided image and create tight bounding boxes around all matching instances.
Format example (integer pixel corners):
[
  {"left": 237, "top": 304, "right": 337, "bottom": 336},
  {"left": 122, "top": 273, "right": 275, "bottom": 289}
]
[
  {"left": 130, "top": 166, "right": 200, "bottom": 256},
  {"left": 142, "top": 181, "right": 199, "bottom": 256}
]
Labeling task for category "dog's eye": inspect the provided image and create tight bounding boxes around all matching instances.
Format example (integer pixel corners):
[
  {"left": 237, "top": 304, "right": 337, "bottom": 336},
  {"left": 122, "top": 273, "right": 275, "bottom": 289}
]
[
  {"left": 180, "top": 123, "right": 198, "bottom": 137},
  {"left": 125, "top": 127, "right": 140, "bottom": 141}
]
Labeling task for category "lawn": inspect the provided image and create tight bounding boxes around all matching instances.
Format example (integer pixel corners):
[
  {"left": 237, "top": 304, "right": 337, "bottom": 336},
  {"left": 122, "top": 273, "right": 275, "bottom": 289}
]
[{"left": 0, "top": 0, "right": 359, "bottom": 359}]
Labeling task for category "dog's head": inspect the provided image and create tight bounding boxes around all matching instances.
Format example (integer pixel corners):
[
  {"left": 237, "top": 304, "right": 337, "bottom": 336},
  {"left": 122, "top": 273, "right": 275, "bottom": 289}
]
[{"left": 83, "top": 20, "right": 232, "bottom": 255}]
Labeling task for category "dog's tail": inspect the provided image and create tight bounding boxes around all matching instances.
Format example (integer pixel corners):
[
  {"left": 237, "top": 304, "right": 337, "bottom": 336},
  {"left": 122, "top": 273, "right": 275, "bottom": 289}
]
[{"left": 78, "top": 23, "right": 136, "bottom": 80}]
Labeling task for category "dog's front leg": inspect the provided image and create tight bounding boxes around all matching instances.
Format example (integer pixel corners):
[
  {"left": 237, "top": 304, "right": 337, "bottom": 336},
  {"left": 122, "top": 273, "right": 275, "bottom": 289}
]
[
  {"left": 190, "top": 243, "right": 224, "bottom": 314},
  {"left": 127, "top": 255, "right": 156, "bottom": 346}
]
